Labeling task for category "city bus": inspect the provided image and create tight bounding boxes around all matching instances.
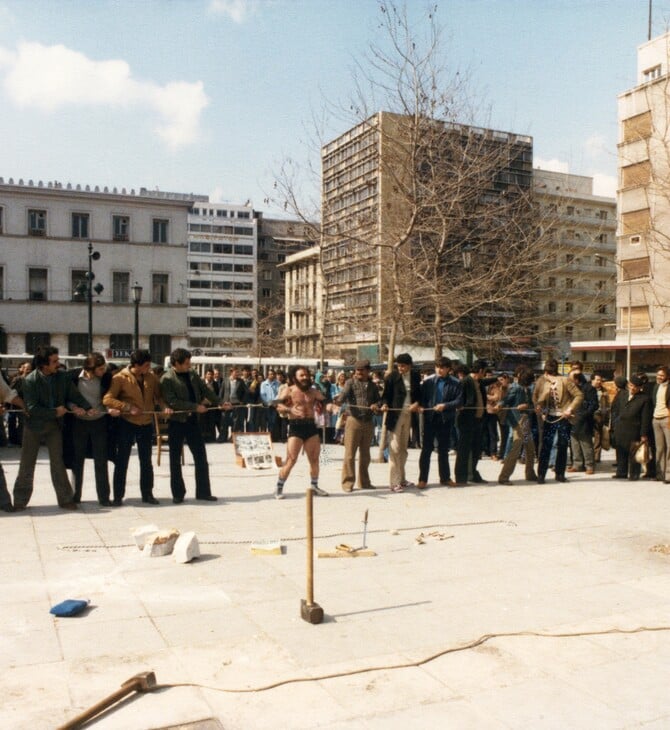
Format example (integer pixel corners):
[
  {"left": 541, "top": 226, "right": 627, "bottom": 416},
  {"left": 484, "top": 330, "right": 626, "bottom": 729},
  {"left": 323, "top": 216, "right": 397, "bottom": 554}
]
[{"left": 164, "top": 354, "right": 345, "bottom": 376}]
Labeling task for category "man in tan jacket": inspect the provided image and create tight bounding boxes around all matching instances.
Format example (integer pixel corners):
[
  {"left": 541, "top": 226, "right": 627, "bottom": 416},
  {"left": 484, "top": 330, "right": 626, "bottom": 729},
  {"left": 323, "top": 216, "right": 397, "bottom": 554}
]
[
  {"left": 103, "top": 349, "right": 172, "bottom": 505},
  {"left": 533, "top": 358, "right": 583, "bottom": 484}
]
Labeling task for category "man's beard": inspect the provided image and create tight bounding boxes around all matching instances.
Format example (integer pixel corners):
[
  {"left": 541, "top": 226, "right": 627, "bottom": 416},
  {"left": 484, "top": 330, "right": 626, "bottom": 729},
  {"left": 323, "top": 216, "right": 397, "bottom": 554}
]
[{"left": 295, "top": 377, "right": 311, "bottom": 391}]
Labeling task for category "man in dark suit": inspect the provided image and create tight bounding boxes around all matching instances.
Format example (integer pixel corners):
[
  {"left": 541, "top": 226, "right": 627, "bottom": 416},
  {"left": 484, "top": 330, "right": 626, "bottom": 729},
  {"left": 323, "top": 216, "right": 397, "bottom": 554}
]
[
  {"left": 382, "top": 353, "right": 421, "bottom": 492},
  {"left": 219, "top": 365, "right": 247, "bottom": 439},
  {"left": 454, "top": 361, "right": 496, "bottom": 486},
  {"left": 613, "top": 375, "right": 651, "bottom": 480},
  {"left": 417, "top": 357, "right": 463, "bottom": 488}
]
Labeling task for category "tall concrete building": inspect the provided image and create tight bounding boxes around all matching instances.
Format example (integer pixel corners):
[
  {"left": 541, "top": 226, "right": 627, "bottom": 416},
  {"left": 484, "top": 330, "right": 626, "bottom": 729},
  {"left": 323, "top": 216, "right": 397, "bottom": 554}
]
[
  {"left": 256, "top": 215, "right": 315, "bottom": 355},
  {"left": 186, "top": 201, "right": 257, "bottom": 353},
  {"left": 0, "top": 177, "right": 194, "bottom": 362},
  {"left": 320, "top": 112, "right": 533, "bottom": 362},
  {"left": 534, "top": 169, "right": 617, "bottom": 370},
  {"left": 614, "top": 30, "right": 670, "bottom": 369}
]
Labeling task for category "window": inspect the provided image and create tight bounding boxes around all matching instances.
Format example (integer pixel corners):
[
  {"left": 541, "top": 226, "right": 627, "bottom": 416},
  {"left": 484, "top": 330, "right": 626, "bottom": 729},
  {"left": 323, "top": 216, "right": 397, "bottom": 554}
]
[
  {"left": 0, "top": 206, "right": 3, "bottom": 233},
  {"left": 233, "top": 227, "right": 253, "bottom": 237},
  {"left": 623, "top": 305, "right": 651, "bottom": 330},
  {"left": 153, "top": 218, "right": 169, "bottom": 243},
  {"left": 0, "top": 265, "right": 3, "bottom": 299},
  {"left": 28, "top": 209, "right": 47, "bottom": 236},
  {"left": 216, "top": 209, "right": 227, "bottom": 217},
  {"left": 548, "top": 302, "right": 556, "bottom": 313},
  {"left": 237, "top": 211, "right": 251, "bottom": 219},
  {"left": 566, "top": 254, "right": 574, "bottom": 264},
  {"left": 110, "top": 333, "right": 132, "bottom": 350},
  {"left": 622, "top": 111, "right": 652, "bottom": 143},
  {"left": 234, "top": 264, "right": 253, "bottom": 273},
  {"left": 643, "top": 64, "right": 662, "bottom": 82},
  {"left": 72, "top": 213, "right": 89, "bottom": 239},
  {"left": 598, "top": 305, "right": 607, "bottom": 314},
  {"left": 263, "top": 270, "right": 273, "bottom": 281},
  {"left": 149, "top": 334, "right": 171, "bottom": 361},
  {"left": 190, "top": 241, "right": 211, "bottom": 253},
  {"left": 213, "top": 243, "right": 233, "bottom": 254},
  {"left": 113, "top": 272, "right": 130, "bottom": 303},
  {"left": 68, "top": 333, "right": 88, "bottom": 355},
  {"left": 622, "top": 162, "right": 651, "bottom": 189},
  {"left": 262, "top": 288, "right": 270, "bottom": 298},
  {"left": 25, "top": 332, "right": 50, "bottom": 353},
  {"left": 234, "top": 244, "right": 253, "bottom": 255},
  {"left": 152, "top": 273, "right": 168, "bottom": 304},
  {"left": 566, "top": 278, "right": 574, "bottom": 289},
  {"left": 29, "top": 267, "right": 47, "bottom": 300},
  {"left": 548, "top": 277, "right": 556, "bottom": 287},
  {"left": 564, "top": 326, "right": 574, "bottom": 338},
  {"left": 565, "top": 302, "right": 574, "bottom": 313},
  {"left": 277, "top": 254, "right": 286, "bottom": 263},
  {"left": 622, "top": 208, "right": 651, "bottom": 234},
  {"left": 71, "top": 269, "right": 87, "bottom": 301},
  {"left": 566, "top": 206, "right": 574, "bottom": 216},
  {"left": 113, "top": 215, "right": 130, "bottom": 241}
]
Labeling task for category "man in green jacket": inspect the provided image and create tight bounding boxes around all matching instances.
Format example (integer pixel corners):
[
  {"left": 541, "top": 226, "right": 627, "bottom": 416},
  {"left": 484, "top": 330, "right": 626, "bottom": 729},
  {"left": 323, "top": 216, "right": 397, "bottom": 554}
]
[
  {"left": 13, "top": 346, "right": 95, "bottom": 510},
  {"left": 161, "top": 348, "right": 225, "bottom": 503}
]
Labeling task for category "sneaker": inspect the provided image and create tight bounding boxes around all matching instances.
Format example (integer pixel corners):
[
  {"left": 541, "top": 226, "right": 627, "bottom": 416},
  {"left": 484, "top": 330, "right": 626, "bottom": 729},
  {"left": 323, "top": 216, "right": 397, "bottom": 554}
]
[
  {"left": 401, "top": 480, "right": 415, "bottom": 489},
  {"left": 274, "top": 486, "right": 285, "bottom": 500},
  {"left": 389, "top": 483, "right": 404, "bottom": 492},
  {"left": 310, "top": 485, "right": 329, "bottom": 497}
]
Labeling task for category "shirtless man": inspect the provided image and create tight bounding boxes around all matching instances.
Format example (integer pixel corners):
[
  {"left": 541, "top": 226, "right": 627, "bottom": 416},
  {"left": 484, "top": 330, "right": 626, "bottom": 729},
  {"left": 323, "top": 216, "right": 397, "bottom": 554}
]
[{"left": 274, "top": 365, "right": 328, "bottom": 499}]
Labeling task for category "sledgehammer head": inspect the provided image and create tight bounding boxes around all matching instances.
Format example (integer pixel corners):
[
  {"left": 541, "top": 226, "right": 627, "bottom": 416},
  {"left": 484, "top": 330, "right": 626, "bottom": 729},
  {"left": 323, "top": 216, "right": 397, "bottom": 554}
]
[
  {"left": 121, "top": 671, "right": 157, "bottom": 692},
  {"left": 300, "top": 599, "right": 324, "bottom": 624}
]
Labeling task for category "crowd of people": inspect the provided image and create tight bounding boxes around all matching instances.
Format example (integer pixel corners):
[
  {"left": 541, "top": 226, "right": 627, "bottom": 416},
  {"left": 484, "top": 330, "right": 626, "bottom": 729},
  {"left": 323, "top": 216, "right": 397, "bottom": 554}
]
[{"left": 0, "top": 345, "right": 664, "bottom": 514}]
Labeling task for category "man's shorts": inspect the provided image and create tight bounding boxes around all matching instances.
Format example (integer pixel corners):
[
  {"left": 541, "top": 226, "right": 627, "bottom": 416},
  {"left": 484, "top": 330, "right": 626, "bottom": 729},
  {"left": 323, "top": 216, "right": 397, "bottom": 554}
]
[{"left": 288, "top": 418, "right": 319, "bottom": 441}]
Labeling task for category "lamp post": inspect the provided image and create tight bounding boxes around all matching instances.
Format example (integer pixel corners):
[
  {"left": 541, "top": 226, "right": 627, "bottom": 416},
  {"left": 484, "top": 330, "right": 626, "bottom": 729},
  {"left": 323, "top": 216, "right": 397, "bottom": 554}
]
[
  {"left": 462, "top": 243, "right": 473, "bottom": 365},
  {"left": 594, "top": 253, "right": 631, "bottom": 380},
  {"left": 131, "top": 282, "right": 143, "bottom": 351},
  {"left": 80, "top": 242, "right": 104, "bottom": 353}
]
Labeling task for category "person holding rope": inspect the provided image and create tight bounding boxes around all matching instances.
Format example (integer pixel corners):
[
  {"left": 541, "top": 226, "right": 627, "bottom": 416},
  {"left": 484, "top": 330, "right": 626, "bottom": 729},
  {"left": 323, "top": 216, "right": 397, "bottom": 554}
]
[
  {"left": 417, "top": 357, "right": 463, "bottom": 489},
  {"left": 332, "top": 359, "right": 382, "bottom": 492},
  {"left": 273, "top": 365, "right": 328, "bottom": 500},
  {"left": 13, "top": 345, "right": 96, "bottom": 511},
  {"left": 103, "top": 349, "right": 172, "bottom": 506},
  {"left": 533, "top": 358, "right": 583, "bottom": 484},
  {"left": 497, "top": 366, "right": 538, "bottom": 485},
  {"left": 382, "top": 353, "right": 421, "bottom": 492},
  {"left": 160, "top": 348, "right": 224, "bottom": 503},
  {"left": 0, "top": 371, "right": 26, "bottom": 512}
]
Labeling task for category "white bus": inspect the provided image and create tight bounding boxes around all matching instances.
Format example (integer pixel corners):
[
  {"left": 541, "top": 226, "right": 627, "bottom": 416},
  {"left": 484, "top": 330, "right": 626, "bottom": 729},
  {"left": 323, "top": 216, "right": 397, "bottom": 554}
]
[{"left": 163, "top": 354, "right": 345, "bottom": 376}]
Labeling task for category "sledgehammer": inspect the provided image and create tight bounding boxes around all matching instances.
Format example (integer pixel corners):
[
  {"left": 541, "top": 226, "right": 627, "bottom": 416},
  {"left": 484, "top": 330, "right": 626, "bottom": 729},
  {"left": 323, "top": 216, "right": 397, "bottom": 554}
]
[
  {"left": 301, "top": 487, "right": 324, "bottom": 624},
  {"left": 57, "top": 671, "right": 157, "bottom": 729}
]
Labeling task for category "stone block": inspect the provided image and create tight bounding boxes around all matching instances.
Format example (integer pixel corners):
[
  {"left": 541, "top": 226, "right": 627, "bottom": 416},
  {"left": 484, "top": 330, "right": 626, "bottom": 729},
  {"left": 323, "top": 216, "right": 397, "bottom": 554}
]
[
  {"left": 142, "top": 528, "right": 180, "bottom": 557},
  {"left": 132, "top": 524, "right": 160, "bottom": 550},
  {"left": 173, "top": 531, "right": 200, "bottom": 563}
]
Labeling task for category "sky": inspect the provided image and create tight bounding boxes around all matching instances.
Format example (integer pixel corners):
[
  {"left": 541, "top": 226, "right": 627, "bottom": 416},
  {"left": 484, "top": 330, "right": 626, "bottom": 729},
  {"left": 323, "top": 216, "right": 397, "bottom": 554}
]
[{"left": 1, "top": 0, "right": 669, "bottom": 214}]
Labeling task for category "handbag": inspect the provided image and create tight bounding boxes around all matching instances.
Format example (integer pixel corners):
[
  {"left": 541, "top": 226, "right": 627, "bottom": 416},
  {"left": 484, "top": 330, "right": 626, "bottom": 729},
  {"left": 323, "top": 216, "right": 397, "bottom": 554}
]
[
  {"left": 600, "top": 424, "right": 611, "bottom": 451},
  {"left": 634, "top": 440, "right": 650, "bottom": 465}
]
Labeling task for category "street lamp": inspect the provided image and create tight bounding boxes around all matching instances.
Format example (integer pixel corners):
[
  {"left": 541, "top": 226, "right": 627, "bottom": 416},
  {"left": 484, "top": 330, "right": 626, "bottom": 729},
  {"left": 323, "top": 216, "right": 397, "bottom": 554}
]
[
  {"left": 462, "top": 243, "right": 473, "bottom": 365},
  {"left": 131, "top": 282, "right": 143, "bottom": 350},
  {"left": 75, "top": 243, "right": 104, "bottom": 352},
  {"left": 594, "top": 253, "right": 631, "bottom": 380}
]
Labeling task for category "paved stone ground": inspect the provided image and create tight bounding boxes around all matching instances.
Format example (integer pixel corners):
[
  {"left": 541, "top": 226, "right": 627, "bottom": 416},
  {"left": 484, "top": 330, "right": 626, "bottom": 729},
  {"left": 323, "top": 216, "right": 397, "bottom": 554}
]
[{"left": 1, "top": 439, "right": 670, "bottom": 729}]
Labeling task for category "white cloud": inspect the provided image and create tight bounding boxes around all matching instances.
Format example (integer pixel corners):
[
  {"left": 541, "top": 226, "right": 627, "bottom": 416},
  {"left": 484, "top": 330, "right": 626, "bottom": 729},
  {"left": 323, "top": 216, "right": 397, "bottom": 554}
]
[
  {"left": 534, "top": 157, "right": 569, "bottom": 174},
  {"left": 592, "top": 173, "right": 617, "bottom": 198},
  {"left": 208, "top": 0, "right": 258, "bottom": 23},
  {"left": 0, "top": 41, "right": 209, "bottom": 150}
]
